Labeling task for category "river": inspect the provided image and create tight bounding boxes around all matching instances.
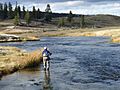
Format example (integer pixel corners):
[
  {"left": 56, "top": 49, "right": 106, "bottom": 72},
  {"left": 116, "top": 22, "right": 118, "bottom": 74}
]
[{"left": 0, "top": 37, "right": 120, "bottom": 90}]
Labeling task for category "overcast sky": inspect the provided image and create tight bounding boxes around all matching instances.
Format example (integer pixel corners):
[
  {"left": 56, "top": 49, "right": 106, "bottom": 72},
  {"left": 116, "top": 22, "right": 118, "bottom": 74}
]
[{"left": 0, "top": 0, "right": 120, "bottom": 16}]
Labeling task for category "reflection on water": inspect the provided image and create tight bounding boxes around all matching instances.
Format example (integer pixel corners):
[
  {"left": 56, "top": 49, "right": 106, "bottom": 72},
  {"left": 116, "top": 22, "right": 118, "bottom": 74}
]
[{"left": 43, "top": 70, "right": 52, "bottom": 90}]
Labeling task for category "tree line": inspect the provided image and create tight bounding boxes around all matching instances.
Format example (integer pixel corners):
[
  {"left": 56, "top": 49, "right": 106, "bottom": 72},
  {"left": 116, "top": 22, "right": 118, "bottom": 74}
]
[
  {"left": 0, "top": 2, "right": 51, "bottom": 19},
  {"left": 0, "top": 2, "right": 52, "bottom": 24},
  {"left": 0, "top": 2, "right": 85, "bottom": 28},
  {"left": 59, "top": 11, "right": 85, "bottom": 28}
]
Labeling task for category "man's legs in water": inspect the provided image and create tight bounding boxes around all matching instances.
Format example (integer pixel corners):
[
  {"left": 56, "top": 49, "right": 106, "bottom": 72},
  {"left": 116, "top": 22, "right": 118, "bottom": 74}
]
[
  {"left": 46, "top": 60, "right": 49, "bottom": 70},
  {"left": 43, "top": 57, "right": 48, "bottom": 70}
]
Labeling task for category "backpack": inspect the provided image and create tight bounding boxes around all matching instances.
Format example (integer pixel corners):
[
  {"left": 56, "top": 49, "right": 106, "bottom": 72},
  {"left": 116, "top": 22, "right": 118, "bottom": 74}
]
[{"left": 43, "top": 51, "right": 49, "bottom": 57}]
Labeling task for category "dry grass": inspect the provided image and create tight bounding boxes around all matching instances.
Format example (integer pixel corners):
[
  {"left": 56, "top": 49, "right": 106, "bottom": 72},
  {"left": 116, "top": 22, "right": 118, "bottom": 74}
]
[
  {"left": 57, "top": 28, "right": 120, "bottom": 43},
  {"left": 112, "top": 37, "right": 120, "bottom": 43},
  {"left": 18, "top": 49, "right": 43, "bottom": 68},
  {"left": 0, "top": 28, "right": 40, "bottom": 42},
  {"left": 3, "top": 29, "right": 34, "bottom": 35},
  {"left": 21, "top": 36, "right": 40, "bottom": 41},
  {"left": 0, "top": 24, "right": 120, "bottom": 43},
  {"left": 0, "top": 46, "right": 43, "bottom": 77},
  {"left": 38, "top": 27, "right": 120, "bottom": 43}
]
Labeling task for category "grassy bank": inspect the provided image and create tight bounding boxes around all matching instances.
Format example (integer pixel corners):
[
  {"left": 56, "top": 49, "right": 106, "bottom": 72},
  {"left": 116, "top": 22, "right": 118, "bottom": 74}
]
[
  {"left": 0, "top": 33, "right": 40, "bottom": 42},
  {"left": 0, "top": 23, "right": 120, "bottom": 43},
  {"left": 0, "top": 19, "right": 120, "bottom": 43},
  {"left": 0, "top": 46, "right": 43, "bottom": 78},
  {"left": 38, "top": 27, "right": 120, "bottom": 43}
]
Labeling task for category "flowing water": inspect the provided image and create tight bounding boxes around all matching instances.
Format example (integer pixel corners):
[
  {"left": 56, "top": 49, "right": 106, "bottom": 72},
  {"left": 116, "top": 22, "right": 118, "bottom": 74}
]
[{"left": 0, "top": 37, "right": 120, "bottom": 90}]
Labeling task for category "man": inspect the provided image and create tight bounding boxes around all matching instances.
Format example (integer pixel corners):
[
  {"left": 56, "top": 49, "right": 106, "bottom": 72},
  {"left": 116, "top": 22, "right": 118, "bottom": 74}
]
[{"left": 42, "top": 47, "right": 52, "bottom": 70}]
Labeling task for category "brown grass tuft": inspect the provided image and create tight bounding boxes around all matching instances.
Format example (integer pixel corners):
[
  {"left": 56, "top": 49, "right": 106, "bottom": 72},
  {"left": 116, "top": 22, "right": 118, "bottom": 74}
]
[
  {"left": 0, "top": 47, "right": 43, "bottom": 77},
  {"left": 19, "top": 49, "right": 43, "bottom": 68}
]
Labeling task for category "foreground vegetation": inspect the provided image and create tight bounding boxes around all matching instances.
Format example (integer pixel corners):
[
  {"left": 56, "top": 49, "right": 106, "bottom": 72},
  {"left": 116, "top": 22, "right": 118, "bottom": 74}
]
[{"left": 0, "top": 46, "right": 43, "bottom": 78}]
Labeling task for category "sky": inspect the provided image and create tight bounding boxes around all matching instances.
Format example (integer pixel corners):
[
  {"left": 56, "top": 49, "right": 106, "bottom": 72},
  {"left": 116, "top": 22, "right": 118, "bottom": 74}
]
[{"left": 0, "top": 0, "right": 120, "bottom": 16}]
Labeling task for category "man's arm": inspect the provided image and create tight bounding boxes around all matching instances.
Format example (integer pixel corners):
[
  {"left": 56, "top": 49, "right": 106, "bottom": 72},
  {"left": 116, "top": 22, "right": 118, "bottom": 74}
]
[
  {"left": 48, "top": 51, "right": 52, "bottom": 55},
  {"left": 42, "top": 50, "right": 45, "bottom": 55}
]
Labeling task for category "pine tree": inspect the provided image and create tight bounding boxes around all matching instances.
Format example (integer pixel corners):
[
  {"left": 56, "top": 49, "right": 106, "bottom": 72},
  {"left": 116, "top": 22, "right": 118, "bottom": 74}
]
[
  {"left": 0, "top": 3, "right": 3, "bottom": 11},
  {"left": 8, "top": 2, "right": 13, "bottom": 19},
  {"left": 0, "top": 3, "right": 3, "bottom": 19},
  {"left": 14, "top": 1, "right": 18, "bottom": 16},
  {"left": 25, "top": 10, "right": 31, "bottom": 26},
  {"left": 44, "top": 4, "right": 52, "bottom": 22},
  {"left": 32, "top": 6, "right": 36, "bottom": 20},
  {"left": 37, "top": 8, "right": 41, "bottom": 19},
  {"left": 45, "top": 4, "right": 52, "bottom": 13},
  {"left": 67, "top": 11, "right": 73, "bottom": 23},
  {"left": 58, "top": 18, "right": 65, "bottom": 27},
  {"left": 14, "top": 13, "right": 20, "bottom": 27},
  {"left": 22, "top": 6, "right": 26, "bottom": 19},
  {"left": 3, "top": 2, "right": 8, "bottom": 19},
  {"left": 18, "top": 6, "right": 21, "bottom": 18},
  {"left": 81, "top": 15, "right": 85, "bottom": 28}
]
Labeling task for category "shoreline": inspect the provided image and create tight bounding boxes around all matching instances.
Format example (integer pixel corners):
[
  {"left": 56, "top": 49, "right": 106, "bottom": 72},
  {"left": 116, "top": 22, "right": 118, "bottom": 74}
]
[
  {"left": 38, "top": 27, "right": 120, "bottom": 43},
  {"left": 0, "top": 46, "right": 43, "bottom": 79},
  {"left": 0, "top": 25, "right": 120, "bottom": 43},
  {"left": 0, "top": 34, "right": 40, "bottom": 42}
]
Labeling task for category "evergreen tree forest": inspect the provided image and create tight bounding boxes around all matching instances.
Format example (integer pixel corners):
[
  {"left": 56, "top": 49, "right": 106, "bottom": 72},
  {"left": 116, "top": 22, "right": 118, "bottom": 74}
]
[
  {"left": 0, "top": 2, "right": 84, "bottom": 28},
  {"left": 0, "top": 2, "right": 51, "bottom": 21}
]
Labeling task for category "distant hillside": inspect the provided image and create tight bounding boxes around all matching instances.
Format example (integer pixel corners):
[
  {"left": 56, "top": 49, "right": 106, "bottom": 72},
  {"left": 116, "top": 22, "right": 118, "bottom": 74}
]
[
  {"left": 84, "top": 15, "right": 120, "bottom": 28},
  {"left": 1, "top": 12, "right": 120, "bottom": 29},
  {"left": 51, "top": 14, "right": 120, "bottom": 28}
]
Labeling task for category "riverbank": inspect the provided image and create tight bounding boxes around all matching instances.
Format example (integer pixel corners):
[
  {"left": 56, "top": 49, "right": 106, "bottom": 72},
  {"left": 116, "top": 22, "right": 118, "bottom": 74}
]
[
  {"left": 0, "top": 33, "right": 39, "bottom": 42},
  {"left": 37, "top": 27, "right": 120, "bottom": 43},
  {"left": 65, "top": 27, "right": 120, "bottom": 43},
  {"left": 0, "top": 23, "right": 120, "bottom": 43},
  {"left": 0, "top": 46, "right": 43, "bottom": 79}
]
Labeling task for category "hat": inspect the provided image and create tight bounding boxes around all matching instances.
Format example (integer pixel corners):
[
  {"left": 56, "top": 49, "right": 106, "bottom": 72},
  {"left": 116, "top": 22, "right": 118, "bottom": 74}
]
[{"left": 44, "top": 47, "right": 47, "bottom": 50}]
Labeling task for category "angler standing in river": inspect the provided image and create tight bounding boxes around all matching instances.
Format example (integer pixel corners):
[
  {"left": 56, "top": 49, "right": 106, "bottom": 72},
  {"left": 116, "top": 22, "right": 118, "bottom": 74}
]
[{"left": 42, "top": 47, "right": 52, "bottom": 71}]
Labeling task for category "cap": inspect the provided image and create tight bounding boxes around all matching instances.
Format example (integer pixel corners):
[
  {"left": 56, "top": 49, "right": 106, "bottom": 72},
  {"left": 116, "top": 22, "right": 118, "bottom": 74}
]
[{"left": 44, "top": 47, "right": 47, "bottom": 50}]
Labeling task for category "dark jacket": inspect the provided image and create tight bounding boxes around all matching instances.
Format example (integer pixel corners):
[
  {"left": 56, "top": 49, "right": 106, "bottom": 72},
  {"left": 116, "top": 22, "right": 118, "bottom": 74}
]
[{"left": 42, "top": 49, "right": 52, "bottom": 57}]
